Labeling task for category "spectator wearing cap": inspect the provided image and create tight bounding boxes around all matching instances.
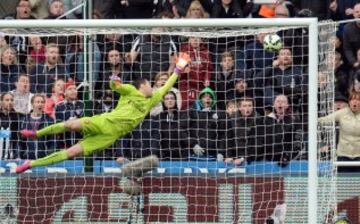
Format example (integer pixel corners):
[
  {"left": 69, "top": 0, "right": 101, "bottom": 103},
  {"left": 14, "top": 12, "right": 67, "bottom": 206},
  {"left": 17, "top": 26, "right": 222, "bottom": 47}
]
[
  {"left": 30, "top": 43, "right": 68, "bottom": 95},
  {"left": 44, "top": 79, "right": 65, "bottom": 118},
  {"left": 319, "top": 91, "right": 360, "bottom": 172},
  {"left": 0, "top": 47, "right": 24, "bottom": 93},
  {"left": 11, "top": 74, "right": 34, "bottom": 115},
  {"left": 19, "top": 94, "right": 55, "bottom": 159},
  {"left": 335, "top": 93, "right": 349, "bottom": 111},
  {"left": 54, "top": 79, "right": 85, "bottom": 148},
  {"left": 343, "top": 3, "right": 360, "bottom": 69}
]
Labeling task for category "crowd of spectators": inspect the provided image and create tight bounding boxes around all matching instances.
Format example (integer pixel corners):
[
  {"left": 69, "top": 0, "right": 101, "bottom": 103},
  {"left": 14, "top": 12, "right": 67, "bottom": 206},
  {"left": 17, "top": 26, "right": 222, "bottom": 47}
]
[{"left": 0, "top": 0, "right": 360, "bottom": 168}]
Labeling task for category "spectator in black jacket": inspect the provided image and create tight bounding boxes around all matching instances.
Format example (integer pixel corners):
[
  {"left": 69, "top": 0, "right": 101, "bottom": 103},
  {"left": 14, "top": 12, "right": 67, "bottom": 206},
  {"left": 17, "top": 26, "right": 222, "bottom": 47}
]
[
  {"left": 211, "top": 0, "right": 244, "bottom": 18},
  {"left": 30, "top": 43, "right": 68, "bottom": 95},
  {"left": 343, "top": 3, "right": 360, "bottom": 69},
  {"left": 0, "top": 47, "right": 24, "bottom": 93},
  {"left": 224, "top": 97, "right": 264, "bottom": 165},
  {"left": 54, "top": 79, "right": 85, "bottom": 148},
  {"left": 211, "top": 51, "right": 236, "bottom": 111},
  {"left": 263, "top": 94, "right": 303, "bottom": 166},
  {"left": 19, "top": 94, "right": 55, "bottom": 159},
  {"left": 188, "top": 87, "right": 222, "bottom": 158},
  {"left": 0, "top": 92, "right": 22, "bottom": 160},
  {"left": 152, "top": 91, "right": 188, "bottom": 160}
]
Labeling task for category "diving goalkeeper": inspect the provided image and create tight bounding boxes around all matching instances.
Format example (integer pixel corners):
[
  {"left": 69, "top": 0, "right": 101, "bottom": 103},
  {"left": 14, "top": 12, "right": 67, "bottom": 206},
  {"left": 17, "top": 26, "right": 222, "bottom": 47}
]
[{"left": 16, "top": 53, "right": 191, "bottom": 173}]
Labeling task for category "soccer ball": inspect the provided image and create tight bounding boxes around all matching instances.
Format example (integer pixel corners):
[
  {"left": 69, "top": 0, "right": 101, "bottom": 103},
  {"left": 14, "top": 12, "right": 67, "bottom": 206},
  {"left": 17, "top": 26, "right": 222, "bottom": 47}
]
[{"left": 263, "top": 34, "right": 283, "bottom": 53}]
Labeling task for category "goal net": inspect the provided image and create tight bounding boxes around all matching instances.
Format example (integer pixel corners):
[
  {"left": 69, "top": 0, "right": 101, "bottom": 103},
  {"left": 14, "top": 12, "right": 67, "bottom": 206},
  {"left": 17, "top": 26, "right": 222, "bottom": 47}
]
[{"left": 0, "top": 19, "right": 336, "bottom": 223}]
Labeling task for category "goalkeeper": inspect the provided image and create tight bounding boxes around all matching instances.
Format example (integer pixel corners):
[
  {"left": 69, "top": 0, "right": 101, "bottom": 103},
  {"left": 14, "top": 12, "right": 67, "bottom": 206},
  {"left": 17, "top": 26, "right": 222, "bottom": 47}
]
[{"left": 16, "top": 53, "right": 191, "bottom": 173}]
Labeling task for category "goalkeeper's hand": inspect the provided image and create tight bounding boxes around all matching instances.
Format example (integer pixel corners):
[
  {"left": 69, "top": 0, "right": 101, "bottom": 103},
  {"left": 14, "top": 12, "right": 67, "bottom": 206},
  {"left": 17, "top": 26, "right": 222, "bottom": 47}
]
[
  {"left": 109, "top": 75, "right": 122, "bottom": 87},
  {"left": 174, "top": 52, "right": 191, "bottom": 74},
  {"left": 193, "top": 144, "right": 204, "bottom": 156}
]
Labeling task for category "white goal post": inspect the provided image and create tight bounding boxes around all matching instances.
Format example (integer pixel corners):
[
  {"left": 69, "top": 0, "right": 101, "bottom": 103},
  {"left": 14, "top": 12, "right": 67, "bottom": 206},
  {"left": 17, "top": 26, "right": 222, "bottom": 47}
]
[{"left": 0, "top": 18, "right": 319, "bottom": 223}]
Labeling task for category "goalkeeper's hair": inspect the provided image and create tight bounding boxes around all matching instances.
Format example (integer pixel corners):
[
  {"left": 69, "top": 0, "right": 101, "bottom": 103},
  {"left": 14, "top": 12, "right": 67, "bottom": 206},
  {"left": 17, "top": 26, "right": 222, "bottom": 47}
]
[{"left": 133, "top": 78, "right": 149, "bottom": 89}]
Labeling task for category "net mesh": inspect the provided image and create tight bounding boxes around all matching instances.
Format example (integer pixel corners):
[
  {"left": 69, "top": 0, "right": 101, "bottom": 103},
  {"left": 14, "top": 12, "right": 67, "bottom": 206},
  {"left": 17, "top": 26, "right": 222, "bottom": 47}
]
[{"left": 0, "top": 22, "right": 336, "bottom": 223}]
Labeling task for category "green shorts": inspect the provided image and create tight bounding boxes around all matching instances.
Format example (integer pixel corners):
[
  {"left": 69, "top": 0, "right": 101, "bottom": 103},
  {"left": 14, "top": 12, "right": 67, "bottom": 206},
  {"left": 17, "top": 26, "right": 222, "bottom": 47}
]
[{"left": 79, "top": 116, "right": 126, "bottom": 157}]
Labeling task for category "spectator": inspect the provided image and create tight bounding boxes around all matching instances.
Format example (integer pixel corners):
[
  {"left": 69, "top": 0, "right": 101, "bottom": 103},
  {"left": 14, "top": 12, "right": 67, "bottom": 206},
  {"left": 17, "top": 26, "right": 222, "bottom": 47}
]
[
  {"left": 343, "top": 3, "right": 360, "bottom": 68},
  {"left": 211, "top": 51, "right": 236, "bottom": 111},
  {"left": 55, "top": 79, "right": 85, "bottom": 148},
  {"left": 0, "top": 47, "right": 23, "bottom": 93},
  {"left": 46, "top": 0, "right": 65, "bottom": 19},
  {"left": 239, "top": 32, "right": 275, "bottom": 72},
  {"left": 185, "top": 0, "right": 209, "bottom": 18},
  {"left": 11, "top": 74, "right": 34, "bottom": 115},
  {"left": 264, "top": 48, "right": 306, "bottom": 112},
  {"left": 226, "top": 73, "right": 254, "bottom": 108},
  {"left": 319, "top": 91, "right": 360, "bottom": 172},
  {"left": 0, "top": 34, "right": 9, "bottom": 64},
  {"left": 329, "top": 0, "right": 359, "bottom": 21},
  {"left": 98, "top": 49, "right": 131, "bottom": 94},
  {"left": 3, "top": 0, "right": 35, "bottom": 20},
  {"left": 327, "top": 51, "right": 349, "bottom": 98},
  {"left": 28, "top": 35, "right": 46, "bottom": 66},
  {"left": 101, "top": 0, "right": 155, "bottom": 19},
  {"left": 152, "top": 91, "right": 188, "bottom": 160},
  {"left": 30, "top": 43, "right": 68, "bottom": 95},
  {"left": 335, "top": 92, "right": 349, "bottom": 111},
  {"left": 179, "top": 36, "right": 213, "bottom": 110},
  {"left": 274, "top": 4, "right": 290, "bottom": 18},
  {"left": 292, "top": 0, "right": 330, "bottom": 20},
  {"left": 225, "top": 97, "right": 264, "bottom": 165},
  {"left": 0, "top": 92, "right": 22, "bottom": 160},
  {"left": 65, "top": 35, "right": 101, "bottom": 84},
  {"left": 44, "top": 79, "right": 65, "bottom": 118},
  {"left": 211, "top": 0, "right": 244, "bottom": 18},
  {"left": 29, "top": 0, "right": 49, "bottom": 19},
  {"left": 19, "top": 94, "right": 55, "bottom": 159},
  {"left": 153, "top": 0, "right": 192, "bottom": 18},
  {"left": 263, "top": 94, "right": 303, "bottom": 166},
  {"left": 93, "top": 90, "right": 115, "bottom": 114},
  {"left": 188, "top": 87, "right": 222, "bottom": 158},
  {"left": 150, "top": 72, "right": 182, "bottom": 116},
  {"left": 128, "top": 28, "right": 177, "bottom": 81}
]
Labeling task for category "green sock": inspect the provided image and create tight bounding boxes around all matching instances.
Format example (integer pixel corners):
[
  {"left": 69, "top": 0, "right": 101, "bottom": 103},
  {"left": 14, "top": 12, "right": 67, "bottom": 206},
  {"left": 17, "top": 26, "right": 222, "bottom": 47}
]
[
  {"left": 36, "top": 122, "right": 66, "bottom": 138},
  {"left": 30, "top": 150, "right": 69, "bottom": 168}
]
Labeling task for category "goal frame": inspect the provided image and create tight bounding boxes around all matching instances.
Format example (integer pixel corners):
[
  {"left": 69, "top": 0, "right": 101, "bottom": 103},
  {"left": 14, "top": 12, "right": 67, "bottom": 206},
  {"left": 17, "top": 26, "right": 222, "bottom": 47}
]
[{"left": 0, "top": 18, "right": 319, "bottom": 223}]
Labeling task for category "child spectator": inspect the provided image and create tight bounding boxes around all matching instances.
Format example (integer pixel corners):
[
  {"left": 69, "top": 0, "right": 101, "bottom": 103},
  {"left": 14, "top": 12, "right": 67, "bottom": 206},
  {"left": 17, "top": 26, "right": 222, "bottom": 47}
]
[{"left": 44, "top": 79, "right": 65, "bottom": 118}]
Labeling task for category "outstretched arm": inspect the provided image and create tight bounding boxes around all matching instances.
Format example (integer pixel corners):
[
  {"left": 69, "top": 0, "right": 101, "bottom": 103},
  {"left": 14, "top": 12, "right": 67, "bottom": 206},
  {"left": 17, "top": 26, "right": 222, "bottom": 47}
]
[{"left": 150, "top": 53, "right": 191, "bottom": 106}]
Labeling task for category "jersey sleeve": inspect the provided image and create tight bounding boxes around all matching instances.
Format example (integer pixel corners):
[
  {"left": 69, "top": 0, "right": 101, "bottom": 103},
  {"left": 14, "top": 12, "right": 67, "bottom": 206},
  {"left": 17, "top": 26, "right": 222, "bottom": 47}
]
[
  {"left": 150, "top": 73, "right": 179, "bottom": 107},
  {"left": 318, "top": 108, "right": 347, "bottom": 124},
  {"left": 110, "top": 80, "right": 137, "bottom": 96}
]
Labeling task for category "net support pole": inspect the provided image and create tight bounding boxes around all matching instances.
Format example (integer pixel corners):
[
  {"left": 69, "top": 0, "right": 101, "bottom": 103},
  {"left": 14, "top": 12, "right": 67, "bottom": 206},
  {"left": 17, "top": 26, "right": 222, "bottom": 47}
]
[{"left": 308, "top": 18, "right": 319, "bottom": 224}]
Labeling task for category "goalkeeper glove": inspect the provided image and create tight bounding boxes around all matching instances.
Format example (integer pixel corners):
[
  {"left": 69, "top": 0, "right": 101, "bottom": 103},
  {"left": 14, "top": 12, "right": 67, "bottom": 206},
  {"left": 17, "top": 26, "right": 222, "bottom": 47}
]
[
  {"left": 193, "top": 144, "right": 204, "bottom": 156},
  {"left": 109, "top": 75, "right": 121, "bottom": 82},
  {"left": 174, "top": 52, "right": 191, "bottom": 74}
]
